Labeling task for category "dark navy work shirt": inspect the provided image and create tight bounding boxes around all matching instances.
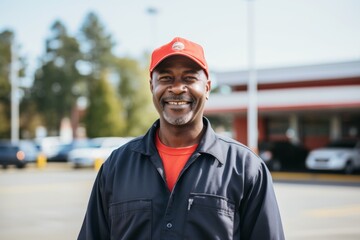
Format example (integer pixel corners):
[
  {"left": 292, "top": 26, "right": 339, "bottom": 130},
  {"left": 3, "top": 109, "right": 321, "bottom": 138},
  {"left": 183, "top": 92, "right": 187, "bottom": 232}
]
[{"left": 78, "top": 118, "right": 285, "bottom": 240}]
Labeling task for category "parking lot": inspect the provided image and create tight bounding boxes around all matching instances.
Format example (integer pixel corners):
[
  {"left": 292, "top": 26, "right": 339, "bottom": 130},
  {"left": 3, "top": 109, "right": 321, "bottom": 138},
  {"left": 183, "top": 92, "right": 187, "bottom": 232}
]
[
  {"left": 0, "top": 165, "right": 95, "bottom": 240},
  {"left": 1, "top": 163, "right": 360, "bottom": 240}
]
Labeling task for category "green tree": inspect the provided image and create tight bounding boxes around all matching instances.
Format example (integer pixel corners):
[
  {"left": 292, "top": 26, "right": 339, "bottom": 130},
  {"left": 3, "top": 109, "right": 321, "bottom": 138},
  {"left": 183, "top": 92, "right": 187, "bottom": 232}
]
[
  {"left": 0, "top": 102, "right": 10, "bottom": 137},
  {"left": 0, "top": 31, "right": 12, "bottom": 101},
  {"left": 85, "top": 71, "right": 126, "bottom": 137},
  {"left": 0, "top": 30, "right": 12, "bottom": 138},
  {"left": 115, "top": 57, "right": 157, "bottom": 136},
  {"left": 31, "top": 21, "right": 82, "bottom": 134},
  {"left": 79, "top": 12, "right": 158, "bottom": 136},
  {"left": 80, "top": 12, "right": 116, "bottom": 82},
  {"left": 0, "top": 30, "right": 26, "bottom": 138},
  {"left": 19, "top": 100, "right": 44, "bottom": 139}
]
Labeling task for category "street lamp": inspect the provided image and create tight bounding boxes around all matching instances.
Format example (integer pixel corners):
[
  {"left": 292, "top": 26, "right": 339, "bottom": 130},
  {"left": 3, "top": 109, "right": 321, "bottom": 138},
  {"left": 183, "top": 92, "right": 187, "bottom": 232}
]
[
  {"left": 10, "top": 39, "right": 19, "bottom": 144},
  {"left": 146, "top": 7, "right": 159, "bottom": 49},
  {"left": 246, "top": 0, "right": 258, "bottom": 152}
]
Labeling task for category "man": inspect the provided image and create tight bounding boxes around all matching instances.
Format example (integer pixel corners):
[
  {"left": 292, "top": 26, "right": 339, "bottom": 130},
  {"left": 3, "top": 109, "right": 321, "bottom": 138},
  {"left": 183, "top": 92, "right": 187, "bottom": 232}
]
[{"left": 78, "top": 37, "right": 285, "bottom": 240}]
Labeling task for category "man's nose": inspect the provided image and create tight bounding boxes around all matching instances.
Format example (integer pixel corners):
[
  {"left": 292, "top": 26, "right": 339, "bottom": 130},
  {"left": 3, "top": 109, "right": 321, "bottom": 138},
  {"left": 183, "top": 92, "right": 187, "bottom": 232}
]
[{"left": 169, "top": 79, "right": 186, "bottom": 94}]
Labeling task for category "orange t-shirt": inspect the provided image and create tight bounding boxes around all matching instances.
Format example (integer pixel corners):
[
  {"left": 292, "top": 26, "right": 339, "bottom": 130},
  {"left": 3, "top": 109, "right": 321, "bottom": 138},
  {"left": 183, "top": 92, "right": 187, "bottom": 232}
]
[{"left": 156, "top": 132, "right": 198, "bottom": 191}]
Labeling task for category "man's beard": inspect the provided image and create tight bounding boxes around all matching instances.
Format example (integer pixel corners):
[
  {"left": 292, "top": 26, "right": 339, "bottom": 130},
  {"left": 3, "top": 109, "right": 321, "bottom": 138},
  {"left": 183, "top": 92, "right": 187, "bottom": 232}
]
[
  {"left": 160, "top": 94, "right": 194, "bottom": 126},
  {"left": 163, "top": 111, "right": 193, "bottom": 126}
]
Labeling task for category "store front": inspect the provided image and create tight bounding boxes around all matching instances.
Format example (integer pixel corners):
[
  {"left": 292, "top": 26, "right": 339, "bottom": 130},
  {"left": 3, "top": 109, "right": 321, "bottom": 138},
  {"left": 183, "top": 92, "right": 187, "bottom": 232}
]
[{"left": 205, "top": 60, "right": 360, "bottom": 150}]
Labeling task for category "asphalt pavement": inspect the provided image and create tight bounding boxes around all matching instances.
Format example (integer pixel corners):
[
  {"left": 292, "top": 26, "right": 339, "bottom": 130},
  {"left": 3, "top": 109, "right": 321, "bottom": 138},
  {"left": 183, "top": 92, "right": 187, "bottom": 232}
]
[
  {"left": 1, "top": 162, "right": 359, "bottom": 240},
  {"left": 23, "top": 162, "right": 360, "bottom": 185}
]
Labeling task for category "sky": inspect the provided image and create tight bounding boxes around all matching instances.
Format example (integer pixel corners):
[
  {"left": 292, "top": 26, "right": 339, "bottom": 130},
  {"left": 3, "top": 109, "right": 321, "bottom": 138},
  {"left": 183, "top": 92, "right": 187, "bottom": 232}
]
[{"left": 1, "top": 0, "right": 360, "bottom": 79}]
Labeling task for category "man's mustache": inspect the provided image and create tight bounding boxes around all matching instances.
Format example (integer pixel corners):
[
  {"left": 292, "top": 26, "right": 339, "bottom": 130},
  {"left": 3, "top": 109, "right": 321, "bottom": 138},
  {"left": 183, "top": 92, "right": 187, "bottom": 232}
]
[{"left": 161, "top": 95, "right": 193, "bottom": 102}]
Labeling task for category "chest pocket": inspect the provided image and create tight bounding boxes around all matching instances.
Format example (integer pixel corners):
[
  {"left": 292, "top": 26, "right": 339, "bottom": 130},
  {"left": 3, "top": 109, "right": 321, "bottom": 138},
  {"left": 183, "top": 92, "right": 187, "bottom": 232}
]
[
  {"left": 109, "top": 199, "right": 152, "bottom": 240},
  {"left": 184, "top": 193, "right": 235, "bottom": 240}
]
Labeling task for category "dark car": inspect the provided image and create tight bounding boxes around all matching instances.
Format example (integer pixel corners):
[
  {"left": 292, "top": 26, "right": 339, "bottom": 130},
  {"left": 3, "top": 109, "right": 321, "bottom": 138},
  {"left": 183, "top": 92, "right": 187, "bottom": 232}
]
[
  {"left": 47, "top": 139, "right": 94, "bottom": 162},
  {"left": 0, "top": 140, "right": 39, "bottom": 169},
  {"left": 259, "top": 141, "right": 309, "bottom": 171}
]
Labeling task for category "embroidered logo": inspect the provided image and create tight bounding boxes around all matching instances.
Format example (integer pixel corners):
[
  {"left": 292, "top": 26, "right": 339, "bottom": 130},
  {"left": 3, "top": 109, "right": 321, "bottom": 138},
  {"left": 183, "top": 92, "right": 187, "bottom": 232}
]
[{"left": 172, "top": 42, "right": 185, "bottom": 51}]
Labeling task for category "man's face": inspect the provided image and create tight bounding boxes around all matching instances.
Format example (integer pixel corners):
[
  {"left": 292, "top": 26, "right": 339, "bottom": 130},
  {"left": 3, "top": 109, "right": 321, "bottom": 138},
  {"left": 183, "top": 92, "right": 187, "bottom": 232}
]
[{"left": 150, "top": 55, "right": 211, "bottom": 126}]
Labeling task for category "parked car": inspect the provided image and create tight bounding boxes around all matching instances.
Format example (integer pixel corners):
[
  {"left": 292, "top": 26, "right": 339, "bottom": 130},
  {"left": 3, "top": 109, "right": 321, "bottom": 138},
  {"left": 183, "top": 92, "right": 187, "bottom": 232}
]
[
  {"left": 305, "top": 139, "right": 360, "bottom": 174},
  {"left": 35, "top": 136, "right": 62, "bottom": 160},
  {"left": 68, "top": 137, "right": 134, "bottom": 168},
  {"left": 0, "top": 140, "right": 39, "bottom": 169},
  {"left": 47, "top": 139, "right": 94, "bottom": 162},
  {"left": 259, "top": 140, "right": 309, "bottom": 171}
]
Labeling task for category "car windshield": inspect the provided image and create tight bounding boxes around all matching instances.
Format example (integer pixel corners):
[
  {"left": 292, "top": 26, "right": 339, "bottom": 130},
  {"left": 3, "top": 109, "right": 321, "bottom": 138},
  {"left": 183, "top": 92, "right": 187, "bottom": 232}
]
[{"left": 326, "top": 141, "right": 356, "bottom": 148}]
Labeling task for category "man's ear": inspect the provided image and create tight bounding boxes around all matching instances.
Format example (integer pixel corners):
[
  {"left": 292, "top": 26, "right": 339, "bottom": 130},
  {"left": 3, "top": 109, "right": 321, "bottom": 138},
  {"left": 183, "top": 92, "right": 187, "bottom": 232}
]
[
  {"left": 149, "top": 78, "right": 153, "bottom": 92},
  {"left": 206, "top": 79, "right": 211, "bottom": 99}
]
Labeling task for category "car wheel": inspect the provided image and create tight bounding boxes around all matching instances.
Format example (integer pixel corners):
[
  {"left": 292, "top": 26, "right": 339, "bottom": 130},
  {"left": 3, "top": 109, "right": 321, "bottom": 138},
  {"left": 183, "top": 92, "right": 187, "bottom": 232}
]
[
  {"left": 272, "top": 159, "right": 282, "bottom": 171},
  {"left": 73, "top": 164, "right": 81, "bottom": 169},
  {"left": 344, "top": 161, "right": 354, "bottom": 175},
  {"left": 16, "top": 162, "right": 26, "bottom": 169}
]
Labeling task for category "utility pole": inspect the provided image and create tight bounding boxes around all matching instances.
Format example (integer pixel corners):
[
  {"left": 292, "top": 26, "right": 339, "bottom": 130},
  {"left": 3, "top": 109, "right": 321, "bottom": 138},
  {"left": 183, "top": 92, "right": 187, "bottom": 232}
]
[
  {"left": 10, "top": 39, "right": 19, "bottom": 144},
  {"left": 146, "top": 7, "right": 159, "bottom": 49},
  {"left": 246, "top": 0, "right": 258, "bottom": 152}
]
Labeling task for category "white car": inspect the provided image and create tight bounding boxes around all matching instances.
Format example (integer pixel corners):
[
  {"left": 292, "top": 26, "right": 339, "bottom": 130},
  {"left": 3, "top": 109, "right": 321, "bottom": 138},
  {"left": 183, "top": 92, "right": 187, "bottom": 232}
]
[
  {"left": 68, "top": 137, "right": 134, "bottom": 168},
  {"left": 305, "top": 140, "right": 360, "bottom": 174}
]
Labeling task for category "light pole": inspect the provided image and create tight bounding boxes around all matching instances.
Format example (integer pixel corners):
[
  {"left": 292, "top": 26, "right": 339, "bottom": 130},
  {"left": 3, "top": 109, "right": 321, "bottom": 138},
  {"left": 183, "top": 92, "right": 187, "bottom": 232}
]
[
  {"left": 146, "top": 7, "right": 159, "bottom": 49},
  {"left": 246, "top": 0, "right": 258, "bottom": 152},
  {"left": 10, "top": 39, "right": 19, "bottom": 144}
]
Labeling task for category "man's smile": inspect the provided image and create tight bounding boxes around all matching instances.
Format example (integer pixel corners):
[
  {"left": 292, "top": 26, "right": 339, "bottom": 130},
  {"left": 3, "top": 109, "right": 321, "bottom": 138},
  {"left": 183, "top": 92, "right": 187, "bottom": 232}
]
[
  {"left": 163, "top": 100, "right": 192, "bottom": 111},
  {"left": 161, "top": 96, "right": 193, "bottom": 109},
  {"left": 167, "top": 101, "right": 189, "bottom": 105}
]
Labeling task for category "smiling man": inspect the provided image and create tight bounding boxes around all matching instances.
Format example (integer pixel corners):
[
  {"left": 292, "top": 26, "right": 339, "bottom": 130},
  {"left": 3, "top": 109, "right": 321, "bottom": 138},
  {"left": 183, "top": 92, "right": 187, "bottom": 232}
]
[
  {"left": 151, "top": 55, "right": 209, "bottom": 127},
  {"left": 78, "top": 37, "right": 285, "bottom": 240}
]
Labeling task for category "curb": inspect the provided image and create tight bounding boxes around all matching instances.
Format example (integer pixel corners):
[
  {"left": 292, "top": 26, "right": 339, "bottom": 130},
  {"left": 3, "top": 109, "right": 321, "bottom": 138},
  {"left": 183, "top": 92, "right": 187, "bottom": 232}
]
[{"left": 271, "top": 172, "right": 360, "bottom": 184}]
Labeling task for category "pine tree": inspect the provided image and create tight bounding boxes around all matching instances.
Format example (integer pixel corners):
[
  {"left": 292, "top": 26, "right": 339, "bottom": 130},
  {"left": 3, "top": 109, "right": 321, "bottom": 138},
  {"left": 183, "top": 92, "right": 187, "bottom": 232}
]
[
  {"left": 0, "top": 30, "right": 26, "bottom": 138},
  {"left": 85, "top": 71, "right": 126, "bottom": 137},
  {"left": 79, "top": 12, "right": 115, "bottom": 82},
  {"left": 31, "top": 21, "right": 82, "bottom": 134},
  {"left": 0, "top": 30, "right": 12, "bottom": 138},
  {"left": 115, "top": 57, "right": 157, "bottom": 136}
]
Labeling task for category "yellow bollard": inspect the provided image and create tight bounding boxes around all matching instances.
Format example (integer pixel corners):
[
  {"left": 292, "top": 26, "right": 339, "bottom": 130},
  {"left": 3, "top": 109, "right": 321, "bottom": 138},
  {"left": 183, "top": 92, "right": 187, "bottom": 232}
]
[
  {"left": 94, "top": 158, "right": 104, "bottom": 171},
  {"left": 37, "top": 153, "right": 47, "bottom": 169}
]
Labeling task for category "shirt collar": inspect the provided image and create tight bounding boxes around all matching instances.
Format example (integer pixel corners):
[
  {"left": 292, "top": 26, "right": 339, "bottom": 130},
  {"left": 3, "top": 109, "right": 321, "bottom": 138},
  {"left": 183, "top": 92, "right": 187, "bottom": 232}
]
[{"left": 132, "top": 117, "right": 225, "bottom": 165}]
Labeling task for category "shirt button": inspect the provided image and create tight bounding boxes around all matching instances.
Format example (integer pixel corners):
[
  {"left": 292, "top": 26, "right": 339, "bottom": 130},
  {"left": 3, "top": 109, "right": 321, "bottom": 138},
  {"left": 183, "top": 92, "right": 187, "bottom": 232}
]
[{"left": 166, "top": 222, "right": 173, "bottom": 229}]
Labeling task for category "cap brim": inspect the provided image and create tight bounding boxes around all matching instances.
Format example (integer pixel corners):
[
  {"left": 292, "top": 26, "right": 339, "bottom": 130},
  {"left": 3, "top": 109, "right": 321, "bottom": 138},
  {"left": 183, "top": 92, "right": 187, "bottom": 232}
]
[{"left": 150, "top": 52, "right": 208, "bottom": 76}]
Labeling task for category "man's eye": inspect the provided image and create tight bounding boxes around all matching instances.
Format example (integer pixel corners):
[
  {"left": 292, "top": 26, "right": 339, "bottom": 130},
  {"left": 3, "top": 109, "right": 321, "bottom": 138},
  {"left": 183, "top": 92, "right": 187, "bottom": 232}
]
[
  {"left": 159, "top": 76, "right": 172, "bottom": 82},
  {"left": 184, "top": 76, "right": 197, "bottom": 82}
]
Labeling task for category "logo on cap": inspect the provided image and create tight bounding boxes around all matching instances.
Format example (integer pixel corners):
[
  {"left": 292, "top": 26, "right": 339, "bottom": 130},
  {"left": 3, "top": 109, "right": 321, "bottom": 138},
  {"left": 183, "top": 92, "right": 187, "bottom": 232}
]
[{"left": 172, "top": 42, "right": 185, "bottom": 51}]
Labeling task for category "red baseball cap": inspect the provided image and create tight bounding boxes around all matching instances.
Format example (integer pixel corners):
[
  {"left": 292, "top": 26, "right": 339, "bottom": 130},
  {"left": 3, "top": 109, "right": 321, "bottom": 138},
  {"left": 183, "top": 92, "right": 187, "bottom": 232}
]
[{"left": 149, "top": 37, "right": 209, "bottom": 77}]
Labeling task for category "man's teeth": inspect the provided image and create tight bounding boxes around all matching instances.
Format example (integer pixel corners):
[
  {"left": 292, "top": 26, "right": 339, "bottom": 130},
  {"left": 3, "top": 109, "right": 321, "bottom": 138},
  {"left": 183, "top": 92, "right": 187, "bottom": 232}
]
[{"left": 168, "top": 101, "right": 188, "bottom": 105}]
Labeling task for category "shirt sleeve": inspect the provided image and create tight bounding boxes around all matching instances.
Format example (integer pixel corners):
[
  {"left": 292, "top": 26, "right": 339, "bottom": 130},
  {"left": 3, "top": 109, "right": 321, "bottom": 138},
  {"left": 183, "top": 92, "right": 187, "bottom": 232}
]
[
  {"left": 78, "top": 166, "right": 110, "bottom": 240},
  {"left": 240, "top": 155, "right": 285, "bottom": 240}
]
